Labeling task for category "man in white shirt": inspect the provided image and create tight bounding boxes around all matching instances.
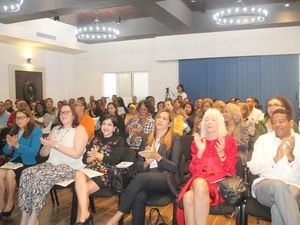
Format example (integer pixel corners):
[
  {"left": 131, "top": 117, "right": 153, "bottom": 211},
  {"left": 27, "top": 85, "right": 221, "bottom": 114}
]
[
  {"left": 246, "top": 97, "right": 264, "bottom": 124},
  {"left": 248, "top": 108, "right": 300, "bottom": 225}
]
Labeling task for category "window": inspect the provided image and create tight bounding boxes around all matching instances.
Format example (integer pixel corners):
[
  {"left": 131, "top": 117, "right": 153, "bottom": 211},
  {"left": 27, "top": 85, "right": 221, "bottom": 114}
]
[
  {"left": 103, "top": 72, "right": 148, "bottom": 97},
  {"left": 103, "top": 73, "right": 117, "bottom": 97}
]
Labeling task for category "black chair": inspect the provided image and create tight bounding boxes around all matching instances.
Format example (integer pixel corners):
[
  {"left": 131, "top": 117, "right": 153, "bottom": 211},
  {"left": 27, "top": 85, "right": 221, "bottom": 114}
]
[
  {"left": 69, "top": 147, "right": 137, "bottom": 225},
  {"left": 240, "top": 171, "right": 271, "bottom": 225},
  {"left": 144, "top": 154, "right": 186, "bottom": 225},
  {"left": 208, "top": 155, "right": 244, "bottom": 225},
  {"left": 180, "top": 135, "right": 193, "bottom": 175}
]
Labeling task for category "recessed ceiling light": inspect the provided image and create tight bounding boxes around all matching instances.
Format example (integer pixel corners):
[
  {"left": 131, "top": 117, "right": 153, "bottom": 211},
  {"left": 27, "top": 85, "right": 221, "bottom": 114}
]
[
  {"left": 190, "top": 0, "right": 196, "bottom": 3},
  {"left": 284, "top": 3, "right": 290, "bottom": 7}
]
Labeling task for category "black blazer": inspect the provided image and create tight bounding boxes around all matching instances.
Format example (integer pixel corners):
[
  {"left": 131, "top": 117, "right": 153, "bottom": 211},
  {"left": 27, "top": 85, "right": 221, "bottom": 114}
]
[{"left": 136, "top": 134, "right": 182, "bottom": 196}]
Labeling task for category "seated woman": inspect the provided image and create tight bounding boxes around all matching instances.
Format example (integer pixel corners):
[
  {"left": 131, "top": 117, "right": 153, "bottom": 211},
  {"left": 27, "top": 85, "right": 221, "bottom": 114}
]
[
  {"left": 74, "top": 114, "right": 125, "bottom": 224},
  {"left": 107, "top": 102, "right": 126, "bottom": 137},
  {"left": 223, "top": 103, "right": 249, "bottom": 164},
  {"left": 0, "top": 109, "right": 42, "bottom": 217},
  {"left": 126, "top": 100, "right": 154, "bottom": 150},
  {"left": 18, "top": 103, "right": 88, "bottom": 225},
  {"left": 107, "top": 110, "right": 182, "bottom": 225},
  {"left": 177, "top": 108, "right": 237, "bottom": 225}
]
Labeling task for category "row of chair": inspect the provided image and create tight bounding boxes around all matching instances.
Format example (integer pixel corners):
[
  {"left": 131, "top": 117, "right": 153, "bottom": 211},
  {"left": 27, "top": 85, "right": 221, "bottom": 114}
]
[{"left": 49, "top": 135, "right": 272, "bottom": 225}]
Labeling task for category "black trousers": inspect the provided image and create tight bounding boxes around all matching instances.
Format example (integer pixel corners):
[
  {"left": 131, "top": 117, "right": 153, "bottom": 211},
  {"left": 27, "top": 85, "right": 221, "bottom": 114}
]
[{"left": 118, "top": 171, "right": 170, "bottom": 225}]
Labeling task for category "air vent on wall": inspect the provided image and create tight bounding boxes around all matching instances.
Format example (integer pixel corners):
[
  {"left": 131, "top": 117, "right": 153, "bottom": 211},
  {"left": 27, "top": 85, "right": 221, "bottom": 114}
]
[{"left": 36, "top": 32, "right": 56, "bottom": 40}]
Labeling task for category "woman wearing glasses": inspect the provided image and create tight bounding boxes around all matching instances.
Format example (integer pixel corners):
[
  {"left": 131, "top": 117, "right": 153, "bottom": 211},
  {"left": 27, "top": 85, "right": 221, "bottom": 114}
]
[
  {"left": 254, "top": 96, "right": 298, "bottom": 142},
  {"left": 18, "top": 103, "right": 88, "bottom": 225},
  {"left": 0, "top": 109, "right": 42, "bottom": 217}
]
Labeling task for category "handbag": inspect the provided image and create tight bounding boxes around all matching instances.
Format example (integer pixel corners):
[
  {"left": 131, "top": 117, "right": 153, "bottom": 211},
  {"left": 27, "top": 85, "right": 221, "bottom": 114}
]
[
  {"left": 109, "top": 165, "right": 134, "bottom": 194},
  {"left": 217, "top": 175, "right": 247, "bottom": 206}
]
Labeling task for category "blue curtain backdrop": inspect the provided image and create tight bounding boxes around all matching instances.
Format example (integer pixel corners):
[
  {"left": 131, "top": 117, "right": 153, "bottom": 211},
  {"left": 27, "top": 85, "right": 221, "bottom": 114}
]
[{"left": 179, "top": 55, "right": 299, "bottom": 115}]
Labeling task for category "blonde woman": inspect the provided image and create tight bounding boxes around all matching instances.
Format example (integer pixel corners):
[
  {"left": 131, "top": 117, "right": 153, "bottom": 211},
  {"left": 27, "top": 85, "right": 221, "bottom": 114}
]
[
  {"left": 223, "top": 103, "right": 249, "bottom": 163},
  {"left": 177, "top": 109, "right": 237, "bottom": 225},
  {"left": 107, "top": 110, "right": 182, "bottom": 225}
]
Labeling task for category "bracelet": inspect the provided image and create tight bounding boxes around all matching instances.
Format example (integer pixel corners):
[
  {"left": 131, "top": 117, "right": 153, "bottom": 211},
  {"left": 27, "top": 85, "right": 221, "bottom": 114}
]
[{"left": 219, "top": 154, "right": 226, "bottom": 160}]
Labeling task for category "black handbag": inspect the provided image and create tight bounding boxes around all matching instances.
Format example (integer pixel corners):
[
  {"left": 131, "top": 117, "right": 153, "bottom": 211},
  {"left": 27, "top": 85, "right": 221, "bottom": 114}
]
[
  {"left": 109, "top": 165, "right": 134, "bottom": 194},
  {"left": 217, "top": 175, "right": 247, "bottom": 206}
]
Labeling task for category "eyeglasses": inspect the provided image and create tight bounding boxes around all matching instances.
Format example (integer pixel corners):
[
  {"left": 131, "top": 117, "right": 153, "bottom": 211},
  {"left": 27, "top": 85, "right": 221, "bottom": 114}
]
[
  {"left": 271, "top": 119, "right": 289, "bottom": 125},
  {"left": 16, "top": 115, "right": 27, "bottom": 121},
  {"left": 268, "top": 104, "right": 283, "bottom": 108},
  {"left": 60, "top": 110, "right": 71, "bottom": 116}
]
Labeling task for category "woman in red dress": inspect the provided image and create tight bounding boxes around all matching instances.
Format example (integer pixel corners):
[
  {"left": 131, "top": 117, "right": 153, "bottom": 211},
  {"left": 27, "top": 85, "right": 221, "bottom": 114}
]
[{"left": 177, "top": 108, "right": 237, "bottom": 225}]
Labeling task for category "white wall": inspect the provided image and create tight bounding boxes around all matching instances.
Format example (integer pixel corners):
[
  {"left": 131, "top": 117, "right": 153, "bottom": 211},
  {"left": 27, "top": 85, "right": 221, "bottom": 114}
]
[
  {"left": 74, "top": 26, "right": 300, "bottom": 102},
  {"left": 73, "top": 39, "right": 178, "bottom": 103},
  {"left": 1, "top": 25, "right": 300, "bottom": 104},
  {"left": 0, "top": 42, "right": 74, "bottom": 103}
]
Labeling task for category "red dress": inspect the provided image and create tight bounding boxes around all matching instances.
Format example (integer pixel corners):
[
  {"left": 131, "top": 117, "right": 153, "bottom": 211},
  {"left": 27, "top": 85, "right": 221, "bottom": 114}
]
[{"left": 177, "top": 135, "right": 237, "bottom": 225}]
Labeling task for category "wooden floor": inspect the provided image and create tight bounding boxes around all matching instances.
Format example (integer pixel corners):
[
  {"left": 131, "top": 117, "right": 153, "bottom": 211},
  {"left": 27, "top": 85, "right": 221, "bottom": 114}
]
[{"left": 0, "top": 188, "right": 271, "bottom": 225}]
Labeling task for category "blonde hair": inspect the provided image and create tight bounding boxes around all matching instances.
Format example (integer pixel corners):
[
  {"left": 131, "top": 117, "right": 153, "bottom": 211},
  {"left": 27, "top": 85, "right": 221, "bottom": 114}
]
[
  {"left": 237, "top": 102, "right": 250, "bottom": 118},
  {"left": 200, "top": 108, "right": 227, "bottom": 138},
  {"left": 224, "top": 103, "right": 242, "bottom": 124},
  {"left": 147, "top": 110, "right": 174, "bottom": 150}
]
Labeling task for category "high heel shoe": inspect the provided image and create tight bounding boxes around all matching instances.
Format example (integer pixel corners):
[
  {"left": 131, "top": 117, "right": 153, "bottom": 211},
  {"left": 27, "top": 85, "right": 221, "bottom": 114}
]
[
  {"left": 2, "top": 206, "right": 14, "bottom": 217},
  {"left": 83, "top": 214, "right": 93, "bottom": 225},
  {"left": 74, "top": 214, "right": 93, "bottom": 225}
]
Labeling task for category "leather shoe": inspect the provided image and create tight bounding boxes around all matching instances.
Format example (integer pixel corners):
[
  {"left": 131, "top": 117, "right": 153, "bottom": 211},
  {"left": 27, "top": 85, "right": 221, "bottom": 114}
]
[{"left": 2, "top": 206, "right": 14, "bottom": 217}]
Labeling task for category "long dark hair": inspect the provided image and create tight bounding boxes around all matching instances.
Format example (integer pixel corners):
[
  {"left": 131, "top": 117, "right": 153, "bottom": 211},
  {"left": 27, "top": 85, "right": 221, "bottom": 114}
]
[
  {"left": 10, "top": 109, "right": 35, "bottom": 139},
  {"left": 56, "top": 103, "right": 79, "bottom": 128},
  {"left": 35, "top": 102, "right": 46, "bottom": 118}
]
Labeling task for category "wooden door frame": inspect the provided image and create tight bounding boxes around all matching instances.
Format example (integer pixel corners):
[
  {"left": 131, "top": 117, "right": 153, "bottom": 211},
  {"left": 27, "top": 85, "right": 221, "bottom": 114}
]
[{"left": 8, "top": 64, "right": 45, "bottom": 101}]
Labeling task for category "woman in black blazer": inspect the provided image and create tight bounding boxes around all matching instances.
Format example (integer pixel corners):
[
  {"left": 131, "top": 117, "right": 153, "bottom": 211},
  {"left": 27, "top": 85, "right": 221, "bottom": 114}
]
[{"left": 107, "top": 109, "right": 182, "bottom": 225}]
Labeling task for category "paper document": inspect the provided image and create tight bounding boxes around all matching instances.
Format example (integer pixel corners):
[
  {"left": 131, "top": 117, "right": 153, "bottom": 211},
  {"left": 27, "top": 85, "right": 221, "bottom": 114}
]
[
  {"left": 116, "top": 161, "right": 134, "bottom": 169},
  {"left": 55, "top": 179, "right": 74, "bottom": 187},
  {"left": 55, "top": 168, "right": 103, "bottom": 187},
  {"left": 79, "top": 168, "right": 104, "bottom": 178},
  {"left": 0, "top": 162, "right": 23, "bottom": 170}
]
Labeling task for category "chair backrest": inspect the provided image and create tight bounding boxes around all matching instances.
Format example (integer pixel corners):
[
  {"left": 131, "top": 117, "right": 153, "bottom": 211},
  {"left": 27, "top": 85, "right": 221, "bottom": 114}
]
[
  {"left": 180, "top": 135, "right": 193, "bottom": 161},
  {"left": 235, "top": 155, "right": 245, "bottom": 179},
  {"left": 121, "top": 147, "right": 137, "bottom": 162}
]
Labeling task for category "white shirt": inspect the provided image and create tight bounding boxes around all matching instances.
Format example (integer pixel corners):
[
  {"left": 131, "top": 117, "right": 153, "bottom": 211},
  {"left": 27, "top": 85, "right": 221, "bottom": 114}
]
[
  {"left": 47, "top": 126, "right": 85, "bottom": 169},
  {"left": 247, "top": 107, "right": 264, "bottom": 124},
  {"left": 178, "top": 92, "right": 187, "bottom": 99},
  {"left": 247, "top": 131, "right": 300, "bottom": 197}
]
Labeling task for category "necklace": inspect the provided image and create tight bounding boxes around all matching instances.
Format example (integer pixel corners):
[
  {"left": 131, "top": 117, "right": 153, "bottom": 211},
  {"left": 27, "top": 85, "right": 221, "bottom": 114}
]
[{"left": 53, "top": 127, "right": 71, "bottom": 145}]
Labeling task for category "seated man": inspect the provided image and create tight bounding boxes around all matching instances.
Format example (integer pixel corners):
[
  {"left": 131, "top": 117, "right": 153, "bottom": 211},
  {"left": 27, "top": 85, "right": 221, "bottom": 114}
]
[{"left": 248, "top": 108, "right": 300, "bottom": 225}]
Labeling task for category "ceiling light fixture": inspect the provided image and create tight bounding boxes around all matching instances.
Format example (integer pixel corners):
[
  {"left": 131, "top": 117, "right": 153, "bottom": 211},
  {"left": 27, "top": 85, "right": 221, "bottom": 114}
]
[
  {"left": 213, "top": 0, "right": 268, "bottom": 26},
  {"left": 284, "top": 3, "right": 290, "bottom": 7},
  {"left": 75, "top": 14, "right": 120, "bottom": 42},
  {"left": 1, "top": 0, "right": 23, "bottom": 13}
]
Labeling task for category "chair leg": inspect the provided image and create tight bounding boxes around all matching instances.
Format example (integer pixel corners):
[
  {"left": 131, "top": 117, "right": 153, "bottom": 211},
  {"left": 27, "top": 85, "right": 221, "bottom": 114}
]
[
  {"left": 240, "top": 203, "right": 247, "bottom": 225},
  {"left": 172, "top": 203, "right": 177, "bottom": 225},
  {"left": 89, "top": 196, "right": 96, "bottom": 213},
  {"left": 50, "top": 188, "right": 56, "bottom": 205},
  {"left": 235, "top": 205, "right": 241, "bottom": 225},
  {"left": 70, "top": 191, "right": 78, "bottom": 225},
  {"left": 118, "top": 194, "right": 124, "bottom": 225},
  {"left": 54, "top": 188, "right": 60, "bottom": 206}
]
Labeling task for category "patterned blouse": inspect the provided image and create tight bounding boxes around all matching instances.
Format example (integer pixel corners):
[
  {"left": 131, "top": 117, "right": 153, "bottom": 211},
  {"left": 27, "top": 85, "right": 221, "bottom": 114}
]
[
  {"left": 126, "top": 116, "right": 154, "bottom": 149},
  {"left": 83, "top": 133, "right": 124, "bottom": 188}
]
